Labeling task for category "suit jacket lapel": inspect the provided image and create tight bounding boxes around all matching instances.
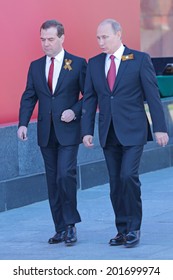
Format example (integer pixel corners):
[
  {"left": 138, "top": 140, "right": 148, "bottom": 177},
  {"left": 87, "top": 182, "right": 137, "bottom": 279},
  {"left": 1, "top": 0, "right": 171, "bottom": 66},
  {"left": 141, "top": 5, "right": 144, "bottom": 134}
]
[
  {"left": 113, "top": 47, "right": 133, "bottom": 92},
  {"left": 39, "top": 56, "right": 52, "bottom": 95},
  {"left": 98, "top": 53, "right": 111, "bottom": 92},
  {"left": 54, "top": 51, "right": 70, "bottom": 94}
]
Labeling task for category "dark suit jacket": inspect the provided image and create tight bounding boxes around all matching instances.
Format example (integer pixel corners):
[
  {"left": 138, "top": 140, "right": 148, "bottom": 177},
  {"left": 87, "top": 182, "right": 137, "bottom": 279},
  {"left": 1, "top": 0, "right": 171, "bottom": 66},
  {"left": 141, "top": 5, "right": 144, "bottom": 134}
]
[
  {"left": 19, "top": 51, "right": 87, "bottom": 147},
  {"left": 82, "top": 46, "right": 167, "bottom": 147}
]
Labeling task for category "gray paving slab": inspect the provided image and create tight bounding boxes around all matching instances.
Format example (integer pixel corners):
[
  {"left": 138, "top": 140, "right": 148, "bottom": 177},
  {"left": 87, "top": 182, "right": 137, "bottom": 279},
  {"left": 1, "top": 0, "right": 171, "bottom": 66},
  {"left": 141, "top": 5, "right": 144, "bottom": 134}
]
[{"left": 0, "top": 167, "right": 173, "bottom": 260}]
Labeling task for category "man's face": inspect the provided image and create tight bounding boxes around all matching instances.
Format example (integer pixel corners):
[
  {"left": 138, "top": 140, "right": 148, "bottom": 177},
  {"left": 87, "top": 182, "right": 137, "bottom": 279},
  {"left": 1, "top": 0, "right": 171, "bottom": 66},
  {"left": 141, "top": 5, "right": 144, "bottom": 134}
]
[
  {"left": 96, "top": 23, "right": 121, "bottom": 54},
  {"left": 40, "top": 26, "right": 64, "bottom": 57}
]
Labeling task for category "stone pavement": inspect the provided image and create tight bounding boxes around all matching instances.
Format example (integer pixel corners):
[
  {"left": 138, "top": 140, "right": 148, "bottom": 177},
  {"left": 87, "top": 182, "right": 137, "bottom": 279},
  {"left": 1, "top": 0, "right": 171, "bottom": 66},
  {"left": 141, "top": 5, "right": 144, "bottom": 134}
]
[{"left": 0, "top": 167, "right": 173, "bottom": 260}]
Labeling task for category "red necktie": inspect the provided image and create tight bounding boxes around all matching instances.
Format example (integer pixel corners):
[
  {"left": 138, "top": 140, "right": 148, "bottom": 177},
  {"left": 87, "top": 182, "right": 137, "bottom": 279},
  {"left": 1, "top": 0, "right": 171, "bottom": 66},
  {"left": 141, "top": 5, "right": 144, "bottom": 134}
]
[
  {"left": 48, "top": 57, "right": 54, "bottom": 93},
  {"left": 107, "top": 55, "right": 116, "bottom": 91}
]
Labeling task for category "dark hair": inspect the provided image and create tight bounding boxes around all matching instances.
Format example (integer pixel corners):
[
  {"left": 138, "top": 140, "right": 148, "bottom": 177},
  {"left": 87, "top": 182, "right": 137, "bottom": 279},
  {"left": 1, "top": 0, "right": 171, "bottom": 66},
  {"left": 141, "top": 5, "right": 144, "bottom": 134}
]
[{"left": 40, "top": 20, "right": 64, "bottom": 37}]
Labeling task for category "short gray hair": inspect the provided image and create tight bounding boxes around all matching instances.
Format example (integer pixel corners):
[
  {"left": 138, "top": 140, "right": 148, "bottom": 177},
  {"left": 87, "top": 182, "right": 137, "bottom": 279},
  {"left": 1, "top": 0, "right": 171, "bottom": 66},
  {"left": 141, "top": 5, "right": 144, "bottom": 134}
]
[{"left": 98, "top": 19, "right": 122, "bottom": 33}]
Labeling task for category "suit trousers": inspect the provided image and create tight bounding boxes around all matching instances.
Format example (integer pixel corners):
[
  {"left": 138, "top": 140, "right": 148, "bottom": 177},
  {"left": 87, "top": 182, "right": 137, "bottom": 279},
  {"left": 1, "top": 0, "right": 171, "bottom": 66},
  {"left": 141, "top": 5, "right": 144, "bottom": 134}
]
[
  {"left": 40, "top": 122, "right": 81, "bottom": 233},
  {"left": 103, "top": 122, "right": 144, "bottom": 234}
]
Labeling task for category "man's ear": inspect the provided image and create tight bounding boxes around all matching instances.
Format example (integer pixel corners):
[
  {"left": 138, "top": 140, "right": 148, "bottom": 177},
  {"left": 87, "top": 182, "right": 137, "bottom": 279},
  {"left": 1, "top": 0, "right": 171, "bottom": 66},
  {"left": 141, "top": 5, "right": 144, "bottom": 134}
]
[
  {"left": 117, "top": 31, "right": 122, "bottom": 40},
  {"left": 60, "top": 34, "right": 65, "bottom": 43}
]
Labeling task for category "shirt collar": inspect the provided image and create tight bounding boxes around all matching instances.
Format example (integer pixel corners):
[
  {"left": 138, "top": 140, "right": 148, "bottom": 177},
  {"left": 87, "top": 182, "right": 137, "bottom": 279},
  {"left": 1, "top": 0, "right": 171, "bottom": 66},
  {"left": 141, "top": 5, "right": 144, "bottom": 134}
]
[
  {"left": 106, "top": 44, "right": 125, "bottom": 61},
  {"left": 47, "top": 49, "right": 65, "bottom": 63}
]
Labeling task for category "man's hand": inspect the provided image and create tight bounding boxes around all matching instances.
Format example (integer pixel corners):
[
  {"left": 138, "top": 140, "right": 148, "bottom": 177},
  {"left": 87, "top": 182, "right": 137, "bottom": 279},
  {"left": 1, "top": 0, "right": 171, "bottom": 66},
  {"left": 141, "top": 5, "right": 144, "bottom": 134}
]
[
  {"left": 83, "top": 135, "right": 94, "bottom": 147},
  {"left": 17, "top": 126, "right": 28, "bottom": 141},
  {"left": 61, "top": 109, "right": 75, "bottom": 123},
  {"left": 155, "top": 132, "right": 169, "bottom": 147}
]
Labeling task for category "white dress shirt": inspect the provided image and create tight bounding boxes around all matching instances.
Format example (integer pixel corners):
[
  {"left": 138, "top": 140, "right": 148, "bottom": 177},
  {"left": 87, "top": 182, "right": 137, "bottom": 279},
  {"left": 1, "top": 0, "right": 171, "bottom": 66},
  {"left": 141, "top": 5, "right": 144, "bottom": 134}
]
[
  {"left": 105, "top": 44, "right": 125, "bottom": 77},
  {"left": 46, "top": 49, "right": 65, "bottom": 93}
]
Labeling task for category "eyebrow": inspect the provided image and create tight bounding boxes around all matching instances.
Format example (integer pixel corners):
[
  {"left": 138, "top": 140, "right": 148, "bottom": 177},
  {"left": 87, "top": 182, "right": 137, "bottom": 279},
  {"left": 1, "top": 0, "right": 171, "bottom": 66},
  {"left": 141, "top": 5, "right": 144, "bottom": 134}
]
[
  {"left": 97, "top": 35, "right": 110, "bottom": 38},
  {"left": 40, "top": 36, "right": 55, "bottom": 40}
]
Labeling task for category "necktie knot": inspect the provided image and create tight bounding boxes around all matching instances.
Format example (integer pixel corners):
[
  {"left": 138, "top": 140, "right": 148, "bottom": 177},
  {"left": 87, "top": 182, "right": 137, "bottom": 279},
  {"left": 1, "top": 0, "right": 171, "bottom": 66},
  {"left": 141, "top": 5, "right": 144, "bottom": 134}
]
[{"left": 110, "top": 55, "right": 115, "bottom": 61}]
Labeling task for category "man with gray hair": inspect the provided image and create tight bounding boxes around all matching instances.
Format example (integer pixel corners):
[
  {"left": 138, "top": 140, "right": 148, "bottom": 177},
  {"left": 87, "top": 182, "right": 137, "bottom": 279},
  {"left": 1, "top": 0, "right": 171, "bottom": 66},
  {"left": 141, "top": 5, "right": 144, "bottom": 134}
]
[{"left": 82, "top": 18, "right": 169, "bottom": 247}]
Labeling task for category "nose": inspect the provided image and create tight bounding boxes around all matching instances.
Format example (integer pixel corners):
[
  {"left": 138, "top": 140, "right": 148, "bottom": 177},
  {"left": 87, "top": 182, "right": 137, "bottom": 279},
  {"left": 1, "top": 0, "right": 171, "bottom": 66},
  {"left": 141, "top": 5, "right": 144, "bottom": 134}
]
[
  {"left": 44, "top": 39, "right": 49, "bottom": 46},
  {"left": 98, "top": 38, "right": 104, "bottom": 47}
]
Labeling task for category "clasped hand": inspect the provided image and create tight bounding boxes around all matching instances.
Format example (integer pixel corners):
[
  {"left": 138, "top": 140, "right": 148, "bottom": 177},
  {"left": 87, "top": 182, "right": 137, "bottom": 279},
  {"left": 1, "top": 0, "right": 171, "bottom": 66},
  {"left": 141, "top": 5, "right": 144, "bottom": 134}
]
[{"left": 61, "top": 109, "right": 75, "bottom": 122}]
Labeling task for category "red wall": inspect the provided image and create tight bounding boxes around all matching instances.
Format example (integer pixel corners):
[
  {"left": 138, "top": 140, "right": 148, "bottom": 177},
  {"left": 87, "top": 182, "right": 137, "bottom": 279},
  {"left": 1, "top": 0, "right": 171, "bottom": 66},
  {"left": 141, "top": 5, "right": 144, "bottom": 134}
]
[{"left": 0, "top": 0, "right": 140, "bottom": 125}]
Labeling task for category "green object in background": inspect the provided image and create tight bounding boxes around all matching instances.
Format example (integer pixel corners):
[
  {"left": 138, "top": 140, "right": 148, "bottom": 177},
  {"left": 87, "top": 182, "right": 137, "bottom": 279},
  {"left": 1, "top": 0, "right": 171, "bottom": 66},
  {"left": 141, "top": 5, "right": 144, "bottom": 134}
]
[{"left": 157, "top": 76, "right": 173, "bottom": 97}]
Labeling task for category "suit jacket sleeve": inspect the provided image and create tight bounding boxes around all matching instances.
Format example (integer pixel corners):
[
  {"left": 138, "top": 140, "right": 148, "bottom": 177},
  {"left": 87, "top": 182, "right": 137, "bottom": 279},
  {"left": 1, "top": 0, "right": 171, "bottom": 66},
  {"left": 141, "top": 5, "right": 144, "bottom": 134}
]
[
  {"left": 140, "top": 54, "right": 168, "bottom": 133},
  {"left": 81, "top": 60, "right": 98, "bottom": 136},
  {"left": 18, "top": 62, "right": 38, "bottom": 127},
  {"left": 70, "top": 58, "right": 87, "bottom": 118}
]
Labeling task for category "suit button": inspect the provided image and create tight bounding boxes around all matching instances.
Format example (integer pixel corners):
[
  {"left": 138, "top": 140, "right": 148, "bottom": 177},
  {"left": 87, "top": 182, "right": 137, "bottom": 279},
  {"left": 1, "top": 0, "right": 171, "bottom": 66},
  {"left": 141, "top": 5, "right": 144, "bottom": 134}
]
[
  {"left": 52, "top": 96, "right": 55, "bottom": 100},
  {"left": 110, "top": 96, "right": 114, "bottom": 99}
]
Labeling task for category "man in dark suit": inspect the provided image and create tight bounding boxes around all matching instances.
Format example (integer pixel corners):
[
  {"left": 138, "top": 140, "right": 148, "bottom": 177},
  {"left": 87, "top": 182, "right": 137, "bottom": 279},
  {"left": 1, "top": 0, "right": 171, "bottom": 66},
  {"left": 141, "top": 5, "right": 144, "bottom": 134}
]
[
  {"left": 82, "top": 18, "right": 169, "bottom": 248},
  {"left": 17, "top": 20, "right": 87, "bottom": 246}
]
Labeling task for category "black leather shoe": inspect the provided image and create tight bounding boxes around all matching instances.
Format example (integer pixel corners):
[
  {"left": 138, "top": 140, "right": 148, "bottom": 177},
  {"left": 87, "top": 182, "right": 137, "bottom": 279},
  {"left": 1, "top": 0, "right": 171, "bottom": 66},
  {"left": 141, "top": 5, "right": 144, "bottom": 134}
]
[
  {"left": 48, "top": 231, "right": 66, "bottom": 244},
  {"left": 64, "top": 225, "right": 77, "bottom": 246},
  {"left": 124, "top": 230, "right": 140, "bottom": 248},
  {"left": 109, "top": 233, "right": 126, "bottom": 246}
]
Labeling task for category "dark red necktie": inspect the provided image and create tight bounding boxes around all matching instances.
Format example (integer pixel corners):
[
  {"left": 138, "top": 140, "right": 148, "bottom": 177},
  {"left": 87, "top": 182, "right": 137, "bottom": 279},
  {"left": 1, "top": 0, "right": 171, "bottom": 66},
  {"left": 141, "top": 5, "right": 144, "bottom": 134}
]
[
  {"left": 48, "top": 57, "right": 54, "bottom": 93},
  {"left": 107, "top": 55, "right": 116, "bottom": 91}
]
